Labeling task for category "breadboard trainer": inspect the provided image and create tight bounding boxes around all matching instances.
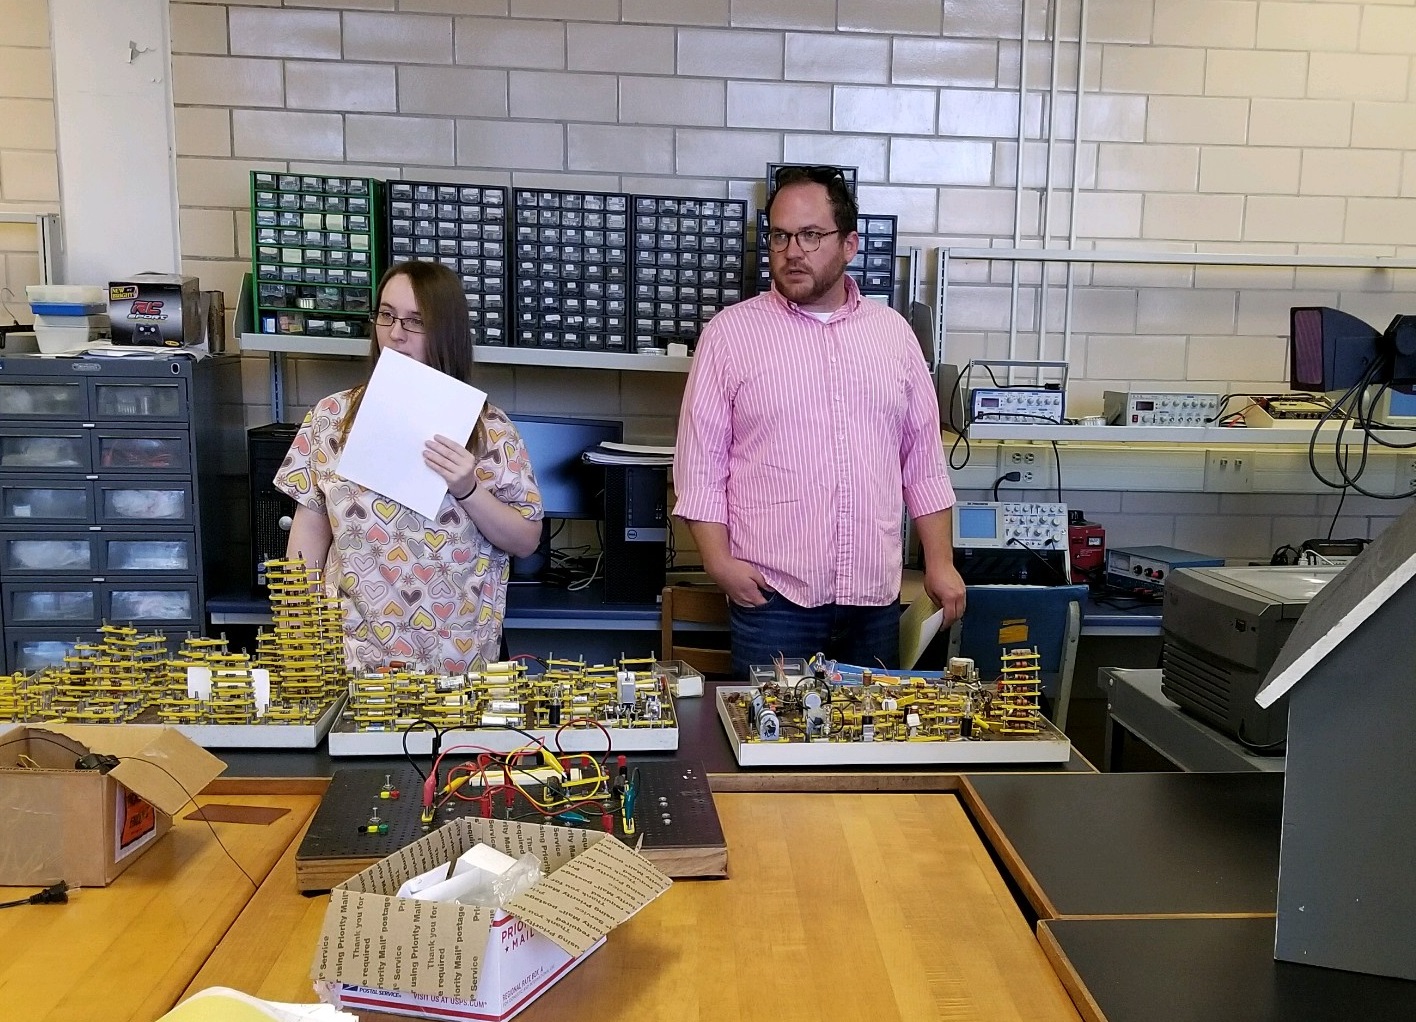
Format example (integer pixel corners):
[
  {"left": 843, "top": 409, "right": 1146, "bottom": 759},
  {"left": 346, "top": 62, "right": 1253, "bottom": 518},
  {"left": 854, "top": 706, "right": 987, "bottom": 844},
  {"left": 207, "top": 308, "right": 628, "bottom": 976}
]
[
  {"left": 327, "top": 656, "right": 679, "bottom": 756},
  {"left": 717, "top": 654, "right": 1071, "bottom": 767},
  {"left": 296, "top": 762, "right": 725, "bottom": 891}
]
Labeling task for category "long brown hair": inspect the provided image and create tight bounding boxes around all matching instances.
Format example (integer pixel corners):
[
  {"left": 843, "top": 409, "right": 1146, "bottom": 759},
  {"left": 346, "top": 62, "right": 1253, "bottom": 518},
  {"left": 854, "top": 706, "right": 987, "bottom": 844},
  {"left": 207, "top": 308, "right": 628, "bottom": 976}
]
[{"left": 339, "top": 260, "right": 489, "bottom": 452}]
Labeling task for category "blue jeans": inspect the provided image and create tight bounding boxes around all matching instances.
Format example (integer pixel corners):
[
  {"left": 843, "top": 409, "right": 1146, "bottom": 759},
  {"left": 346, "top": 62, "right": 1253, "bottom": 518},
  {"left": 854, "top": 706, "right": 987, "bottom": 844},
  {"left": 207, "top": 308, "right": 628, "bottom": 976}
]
[{"left": 729, "top": 593, "right": 900, "bottom": 679}]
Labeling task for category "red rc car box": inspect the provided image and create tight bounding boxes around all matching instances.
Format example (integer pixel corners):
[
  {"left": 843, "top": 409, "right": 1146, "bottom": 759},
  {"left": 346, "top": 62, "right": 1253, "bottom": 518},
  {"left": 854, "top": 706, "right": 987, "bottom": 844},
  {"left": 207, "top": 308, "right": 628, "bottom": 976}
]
[{"left": 109, "top": 273, "right": 201, "bottom": 347}]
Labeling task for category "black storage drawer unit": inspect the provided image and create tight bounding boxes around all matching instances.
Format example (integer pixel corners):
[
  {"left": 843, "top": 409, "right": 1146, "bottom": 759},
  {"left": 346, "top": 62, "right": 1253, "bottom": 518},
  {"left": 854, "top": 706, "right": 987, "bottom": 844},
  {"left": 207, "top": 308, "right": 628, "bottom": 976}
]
[
  {"left": 0, "top": 531, "right": 198, "bottom": 577},
  {"left": 0, "top": 354, "right": 241, "bottom": 671}
]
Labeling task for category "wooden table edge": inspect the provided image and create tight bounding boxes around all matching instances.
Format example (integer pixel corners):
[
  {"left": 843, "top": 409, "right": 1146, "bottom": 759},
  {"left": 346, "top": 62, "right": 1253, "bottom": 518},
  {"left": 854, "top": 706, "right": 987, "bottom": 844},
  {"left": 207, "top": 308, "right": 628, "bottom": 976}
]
[
  {"left": 1037, "top": 919, "right": 1109, "bottom": 1022},
  {"left": 957, "top": 775, "right": 1060, "bottom": 920}
]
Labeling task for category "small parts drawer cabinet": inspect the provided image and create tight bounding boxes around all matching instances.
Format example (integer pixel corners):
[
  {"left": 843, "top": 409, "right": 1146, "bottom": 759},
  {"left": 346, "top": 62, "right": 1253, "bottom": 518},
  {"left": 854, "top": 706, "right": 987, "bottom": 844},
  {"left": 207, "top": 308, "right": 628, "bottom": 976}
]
[{"left": 0, "top": 354, "right": 240, "bottom": 671}]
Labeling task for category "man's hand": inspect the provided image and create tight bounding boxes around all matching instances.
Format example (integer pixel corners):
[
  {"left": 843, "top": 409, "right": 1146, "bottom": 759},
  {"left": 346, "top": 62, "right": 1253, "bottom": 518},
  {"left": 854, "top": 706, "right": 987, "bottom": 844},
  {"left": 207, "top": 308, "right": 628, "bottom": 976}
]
[
  {"left": 925, "top": 559, "right": 967, "bottom": 626},
  {"left": 707, "top": 554, "right": 773, "bottom": 607}
]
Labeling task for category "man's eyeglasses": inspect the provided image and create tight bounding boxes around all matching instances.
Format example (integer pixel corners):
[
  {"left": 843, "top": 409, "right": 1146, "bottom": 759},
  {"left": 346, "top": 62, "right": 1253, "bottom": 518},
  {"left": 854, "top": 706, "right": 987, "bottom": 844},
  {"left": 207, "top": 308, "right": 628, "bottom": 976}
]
[
  {"left": 766, "top": 228, "right": 841, "bottom": 253},
  {"left": 371, "top": 310, "right": 425, "bottom": 333}
]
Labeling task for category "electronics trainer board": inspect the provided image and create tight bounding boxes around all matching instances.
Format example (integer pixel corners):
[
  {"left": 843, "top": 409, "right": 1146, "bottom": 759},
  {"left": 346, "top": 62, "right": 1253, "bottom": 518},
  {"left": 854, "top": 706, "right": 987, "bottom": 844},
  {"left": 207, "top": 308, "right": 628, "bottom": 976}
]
[
  {"left": 715, "top": 656, "right": 1071, "bottom": 768},
  {"left": 295, "top": 762, "right": 726, "bottom": 891}
]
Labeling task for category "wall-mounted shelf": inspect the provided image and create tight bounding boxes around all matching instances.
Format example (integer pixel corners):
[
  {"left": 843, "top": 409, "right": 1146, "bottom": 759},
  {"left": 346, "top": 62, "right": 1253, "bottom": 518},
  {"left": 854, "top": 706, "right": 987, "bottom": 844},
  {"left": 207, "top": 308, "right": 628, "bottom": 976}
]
[
  {"left": 471, "top": 345, "right": 692, "bottom": 373},
  {"left": 236, "top": 334, "right": 693, "bottom": 373},
  {"left": 239, "top": 333, "right": 370, "bottom": 357},
  {"left": 966, "top": 422, "right": 1411, "bottom": 446}
]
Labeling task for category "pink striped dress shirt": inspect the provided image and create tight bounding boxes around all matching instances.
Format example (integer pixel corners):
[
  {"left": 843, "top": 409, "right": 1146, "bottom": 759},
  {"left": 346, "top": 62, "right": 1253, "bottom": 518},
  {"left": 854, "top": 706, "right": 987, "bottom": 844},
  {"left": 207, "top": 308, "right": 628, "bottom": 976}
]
[{"left": 674, "top": 276, "right": 956, "bottom": 608}]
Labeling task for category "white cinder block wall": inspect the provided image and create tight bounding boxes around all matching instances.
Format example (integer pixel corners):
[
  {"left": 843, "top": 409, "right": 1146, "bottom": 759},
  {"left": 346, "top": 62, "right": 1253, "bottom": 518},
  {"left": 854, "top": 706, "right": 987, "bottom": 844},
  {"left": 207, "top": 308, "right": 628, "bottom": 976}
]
[
  {"left": 17, "top": 0, "right": 1416, "bottom": 562},
  {"left": 0, "top": 0, "right": 57, "bottom": 303}
]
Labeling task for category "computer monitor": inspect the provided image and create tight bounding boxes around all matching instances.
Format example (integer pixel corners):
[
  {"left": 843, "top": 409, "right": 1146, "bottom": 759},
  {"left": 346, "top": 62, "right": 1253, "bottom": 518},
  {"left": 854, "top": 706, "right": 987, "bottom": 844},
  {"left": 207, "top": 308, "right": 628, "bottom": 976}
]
[
  {"left": 508, "top": 414, "right": 623, "bottom": 581},
  {"left": 1289, "top": 306, "right": 1382, "bottom": 391}
]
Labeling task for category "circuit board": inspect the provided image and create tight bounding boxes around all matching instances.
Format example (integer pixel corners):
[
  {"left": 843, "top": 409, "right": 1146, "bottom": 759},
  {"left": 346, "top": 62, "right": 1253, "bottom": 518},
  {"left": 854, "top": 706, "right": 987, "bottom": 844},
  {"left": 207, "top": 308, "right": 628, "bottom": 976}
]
[
  {"left": 326, "top": 657, "right": 680, "bottom": 757},
  {"left": 295, "top": 761, "right": 726, "bottom": 891},
  {"left": 716, "top": 684, "right": 1071, "bottom": 767}
]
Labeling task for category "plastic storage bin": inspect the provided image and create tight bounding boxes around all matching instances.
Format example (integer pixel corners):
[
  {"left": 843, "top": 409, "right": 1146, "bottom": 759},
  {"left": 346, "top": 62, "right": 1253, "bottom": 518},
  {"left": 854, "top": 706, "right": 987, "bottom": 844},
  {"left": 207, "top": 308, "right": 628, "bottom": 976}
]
[
  {"left": 33, "top": 315, "right": 109, "bottom": 354},
  {"left": 26, "top": 285, "right": 106, "bottom": 317}
]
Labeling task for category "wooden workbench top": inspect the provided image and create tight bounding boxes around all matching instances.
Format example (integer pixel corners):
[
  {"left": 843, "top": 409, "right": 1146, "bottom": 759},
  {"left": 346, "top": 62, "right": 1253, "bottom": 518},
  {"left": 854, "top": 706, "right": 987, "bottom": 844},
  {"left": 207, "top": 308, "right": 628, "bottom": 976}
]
[
  {"left": 185, "top": 792, "right": 1079, "bottom": 1022},
  {"left": 0, "top": 793, "right": 320, "bottom": 1022}
]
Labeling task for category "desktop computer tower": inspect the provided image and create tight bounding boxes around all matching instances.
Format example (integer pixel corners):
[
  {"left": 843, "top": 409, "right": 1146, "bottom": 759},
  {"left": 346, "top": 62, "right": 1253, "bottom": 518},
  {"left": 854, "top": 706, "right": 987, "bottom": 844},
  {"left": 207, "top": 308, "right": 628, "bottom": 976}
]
[
  {"left": 247, "top": 423, "right": 300, "bottom": 594},
  {"left": 602, "top": 465, "right": 668, "bottom": 604}
]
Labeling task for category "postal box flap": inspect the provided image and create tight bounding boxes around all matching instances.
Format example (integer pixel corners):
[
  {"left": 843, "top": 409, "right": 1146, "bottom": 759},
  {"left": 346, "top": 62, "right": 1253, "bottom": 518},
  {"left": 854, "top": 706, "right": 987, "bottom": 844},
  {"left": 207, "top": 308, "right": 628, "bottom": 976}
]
[
  {"left": 339, "top": 817, "right": 604, "bottom": 897},
  {"left": 39, "top": 725, "right": 226, "bottom": 816},
  {"left": 505, "top": 835, "right": 672, "bottom": 956},
  {"left": 315, "top": 887, "right": 495, "bottom": 1001}
]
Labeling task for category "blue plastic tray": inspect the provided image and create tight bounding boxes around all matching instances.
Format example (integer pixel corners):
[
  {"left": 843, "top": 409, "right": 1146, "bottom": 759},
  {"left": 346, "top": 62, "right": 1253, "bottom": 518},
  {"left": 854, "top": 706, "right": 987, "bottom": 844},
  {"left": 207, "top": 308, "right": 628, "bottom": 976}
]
[{"left": 31, "top": 302, "right": 105, "bottom": 316}]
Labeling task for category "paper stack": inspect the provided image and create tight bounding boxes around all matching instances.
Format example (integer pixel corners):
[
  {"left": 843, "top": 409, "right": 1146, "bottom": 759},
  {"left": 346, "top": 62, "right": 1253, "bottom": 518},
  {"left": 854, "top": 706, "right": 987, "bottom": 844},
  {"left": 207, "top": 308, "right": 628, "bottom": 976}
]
[{"left": 582, "top": 441, "right": 674, "bottom": 466}]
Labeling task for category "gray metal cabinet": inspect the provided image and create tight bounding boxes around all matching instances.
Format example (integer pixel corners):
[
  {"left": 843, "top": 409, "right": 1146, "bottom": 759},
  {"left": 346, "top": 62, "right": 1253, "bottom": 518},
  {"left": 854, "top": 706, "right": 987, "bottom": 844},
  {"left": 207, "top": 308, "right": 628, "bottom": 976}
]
[{"left": 0, "top": 354, "right": 242, "bottom": 671}]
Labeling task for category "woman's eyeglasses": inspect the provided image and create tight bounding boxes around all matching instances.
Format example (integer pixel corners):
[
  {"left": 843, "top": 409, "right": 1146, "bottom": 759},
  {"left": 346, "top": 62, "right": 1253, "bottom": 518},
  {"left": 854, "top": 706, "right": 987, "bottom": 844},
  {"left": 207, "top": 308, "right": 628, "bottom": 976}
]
[{"left": 371, "top": 310, "right": 425, "bottom": 333}]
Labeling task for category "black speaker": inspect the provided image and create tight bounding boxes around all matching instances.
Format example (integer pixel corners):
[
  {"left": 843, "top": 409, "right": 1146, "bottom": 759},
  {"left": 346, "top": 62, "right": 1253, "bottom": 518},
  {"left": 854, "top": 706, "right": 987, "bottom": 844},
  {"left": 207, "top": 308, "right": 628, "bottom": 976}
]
[
  {"left": 248, "top": 423, "right": 300, "bottom": 594},
  {"left": 602, "top": 465, "right": 668, "bottom": 604}
]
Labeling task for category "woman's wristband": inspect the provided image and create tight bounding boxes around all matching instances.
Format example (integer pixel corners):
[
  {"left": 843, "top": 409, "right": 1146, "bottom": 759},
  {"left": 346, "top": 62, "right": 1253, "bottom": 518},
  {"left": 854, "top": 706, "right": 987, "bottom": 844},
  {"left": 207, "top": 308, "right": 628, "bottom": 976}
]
[{"left": 452, "top": 486, "right": 476, "bottom": 501}]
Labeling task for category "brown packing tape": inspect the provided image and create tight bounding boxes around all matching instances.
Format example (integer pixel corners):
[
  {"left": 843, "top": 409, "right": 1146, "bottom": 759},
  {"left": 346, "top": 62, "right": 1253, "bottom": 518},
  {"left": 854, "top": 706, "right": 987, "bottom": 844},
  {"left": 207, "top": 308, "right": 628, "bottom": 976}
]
[
  {"left": 313, "top": 888, "right": 493, "bottom": 1001},
  {"left": 505, "top": 835, "right": 672, "bottom": 956},
  {"left": 0, "top": 770, "right": 82, "bottom": 885}
]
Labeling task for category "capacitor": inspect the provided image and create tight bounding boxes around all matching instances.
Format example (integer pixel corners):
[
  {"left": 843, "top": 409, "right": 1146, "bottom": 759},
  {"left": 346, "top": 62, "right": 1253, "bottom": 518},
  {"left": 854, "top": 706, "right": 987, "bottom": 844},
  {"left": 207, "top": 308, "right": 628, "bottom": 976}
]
[{"left": 758, "top": 708, "right": 781, "bottom": 741}]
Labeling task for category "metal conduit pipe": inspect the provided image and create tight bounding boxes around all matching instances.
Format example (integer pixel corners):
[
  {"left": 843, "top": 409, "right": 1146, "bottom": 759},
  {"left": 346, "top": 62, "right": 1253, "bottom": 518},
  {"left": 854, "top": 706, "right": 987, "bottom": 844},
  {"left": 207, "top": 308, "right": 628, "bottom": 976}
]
[
  {"left": 1063, "top": 0, "right": 1091, "bottom": 371},
  {"left": 1007, "top": 0, "right": 1030, "bottom": 383},
  {"left": 1037, "top": 0, "right": 1064, "bottom": 381}
]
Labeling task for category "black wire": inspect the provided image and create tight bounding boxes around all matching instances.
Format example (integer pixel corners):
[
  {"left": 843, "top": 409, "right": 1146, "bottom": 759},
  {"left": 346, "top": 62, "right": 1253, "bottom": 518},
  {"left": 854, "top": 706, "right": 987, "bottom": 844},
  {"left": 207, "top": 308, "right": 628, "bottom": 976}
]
[
  {"left": 971, "top": 411, "right": 1066, "bottom": 425},
  {"left": 1306, "top": 353, "right": 1416, "bottom": 499},
  {"left": 991, "top": 472, "right": 1020, "bottom": 501},
  {"left": 948, "top": 429, "right": 972, "bottom": 470},
  {"left": 1004, "top": 536, "right": 1072, "bottom": 585},
  {"left": 1327, "top": 489, "right": 1347, "bottom": 540},
  {"left": 1050, "top": 439, "right": 1063, "bottom": 503},
  {"left": 399, "top": 717, "right": 448, "bottom": 782}
]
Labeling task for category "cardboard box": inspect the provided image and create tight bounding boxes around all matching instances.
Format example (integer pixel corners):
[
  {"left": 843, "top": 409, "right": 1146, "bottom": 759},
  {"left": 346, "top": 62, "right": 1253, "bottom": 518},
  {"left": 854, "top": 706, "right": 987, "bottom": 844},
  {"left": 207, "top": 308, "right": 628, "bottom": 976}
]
[
  {"left": 109, "top": 273, "right": 201, "bottom": 347},
  {"left": 0, "top": 725, "right": 226, "bottom": 887},
  {"left": 312, "top": 818, "right": 672, "bottom": 1022}
]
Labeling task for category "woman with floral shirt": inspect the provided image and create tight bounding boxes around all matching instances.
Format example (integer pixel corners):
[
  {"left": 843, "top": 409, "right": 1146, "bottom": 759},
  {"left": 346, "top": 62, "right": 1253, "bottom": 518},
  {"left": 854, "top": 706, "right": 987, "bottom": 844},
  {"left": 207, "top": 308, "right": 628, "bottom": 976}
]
[{"left": 275, "top": 260, "right": 542, "bottom": 672}]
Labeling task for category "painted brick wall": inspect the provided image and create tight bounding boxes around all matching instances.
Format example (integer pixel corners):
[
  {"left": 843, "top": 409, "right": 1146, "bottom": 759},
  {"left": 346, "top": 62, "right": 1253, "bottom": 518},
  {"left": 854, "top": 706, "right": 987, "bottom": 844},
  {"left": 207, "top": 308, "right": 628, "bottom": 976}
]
[
  {"left": 0, "top": 0, "right": 58, "bottom": 311},
  {"left": 163, "top": 0, "right": 1416, "bottom": 559}
]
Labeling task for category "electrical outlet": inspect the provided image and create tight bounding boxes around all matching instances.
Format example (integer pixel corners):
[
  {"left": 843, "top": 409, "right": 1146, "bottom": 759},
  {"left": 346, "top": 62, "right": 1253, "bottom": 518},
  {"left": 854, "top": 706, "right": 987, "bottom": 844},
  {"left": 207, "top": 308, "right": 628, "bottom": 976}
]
[
  {"left": 996, "top": 446, "right": 1054, "bottom": 491},
  {"left": 1405, "top": 458, "right": 1416, "bottom": 491},
  {"left": 1203, "top": 449, "right": 1253, "bottom": 492}
]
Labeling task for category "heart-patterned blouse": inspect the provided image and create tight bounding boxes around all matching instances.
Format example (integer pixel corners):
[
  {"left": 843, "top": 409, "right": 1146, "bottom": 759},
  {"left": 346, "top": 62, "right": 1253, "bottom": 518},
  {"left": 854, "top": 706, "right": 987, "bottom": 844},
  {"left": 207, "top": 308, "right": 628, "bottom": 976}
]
[{"left": 274, "top": 389, "right": 543, "bottom": 673}]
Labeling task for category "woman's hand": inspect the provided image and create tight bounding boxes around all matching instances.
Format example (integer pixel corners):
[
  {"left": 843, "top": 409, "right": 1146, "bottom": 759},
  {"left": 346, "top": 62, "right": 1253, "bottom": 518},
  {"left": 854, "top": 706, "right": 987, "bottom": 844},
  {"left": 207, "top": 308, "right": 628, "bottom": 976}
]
[{"left": 424, "top": 434, "right": 479, "bottom": 498}]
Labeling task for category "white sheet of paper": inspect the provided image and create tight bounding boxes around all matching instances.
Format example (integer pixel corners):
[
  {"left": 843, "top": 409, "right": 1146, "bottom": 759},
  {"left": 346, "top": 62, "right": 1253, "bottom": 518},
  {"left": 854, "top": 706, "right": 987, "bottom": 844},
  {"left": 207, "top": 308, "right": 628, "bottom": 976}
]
[
  {"left": 337, "top": 349, "right": 487, "bottom": 520},
  {"left": 900, "top": 597, "right": 944, "bottom": 670}
]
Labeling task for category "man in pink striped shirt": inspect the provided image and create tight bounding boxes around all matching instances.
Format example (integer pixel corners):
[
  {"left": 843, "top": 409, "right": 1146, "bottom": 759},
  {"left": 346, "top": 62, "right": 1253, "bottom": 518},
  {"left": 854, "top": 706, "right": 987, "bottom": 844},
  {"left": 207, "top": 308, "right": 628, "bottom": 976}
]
[{"left": 674, "top": 166, "right": 966, "bottom": 676}]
